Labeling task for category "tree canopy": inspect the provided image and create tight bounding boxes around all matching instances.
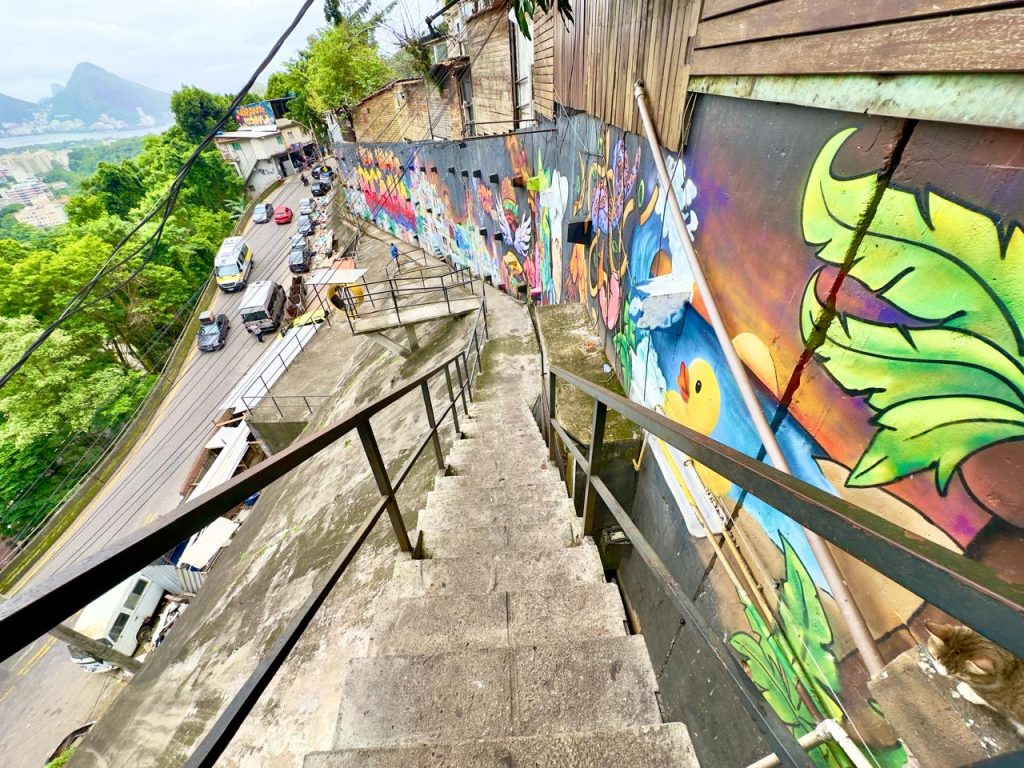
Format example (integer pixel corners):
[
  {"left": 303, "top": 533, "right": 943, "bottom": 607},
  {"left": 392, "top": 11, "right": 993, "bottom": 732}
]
[{"left": 0, "top": 92, "right": 242, "bottom": 541}]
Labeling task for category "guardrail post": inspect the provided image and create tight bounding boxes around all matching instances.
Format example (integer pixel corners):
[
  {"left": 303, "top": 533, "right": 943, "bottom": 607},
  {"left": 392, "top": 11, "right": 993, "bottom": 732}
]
[
  {"left": 357, "top": 422, "right": 412, "bottom": 552},
  {"left": 390, "top": 283, "right": 401, "bottom": 325},
  {"left": 473, "top": 331, "right": 483, "bottom": 373},
  {"left": 443, "top": 284, "right": 451, "bottom": 313},
  {"left": 303, "top": 396, "right": 311, "bottom": 414},
  {"left": 582, "top": 400, "right": 608, "bottom": 537},
  {"left": 420, "top": 381, "right": 445, "bottom": 470},
  {"left": 454, "top": 356, "right": 470, "bottom": 414},
  {"left": 461, "top": 351, "right": 475, "bottom": 402},
  {"left": 444, "top": 364, "right": 462, "bottom": 436},
  {"left": 548, "top": 370, "right": 557, "bottom": 462}
]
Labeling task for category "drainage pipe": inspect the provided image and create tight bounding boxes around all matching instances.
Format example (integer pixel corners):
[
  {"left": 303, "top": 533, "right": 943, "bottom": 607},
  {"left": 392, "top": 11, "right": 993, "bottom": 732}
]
[
  {"left": 632, "top": 81, "right": 885, "bottom": 677},
  {"left": 746, "top": 719, "right": 875, "bottom": 768}
]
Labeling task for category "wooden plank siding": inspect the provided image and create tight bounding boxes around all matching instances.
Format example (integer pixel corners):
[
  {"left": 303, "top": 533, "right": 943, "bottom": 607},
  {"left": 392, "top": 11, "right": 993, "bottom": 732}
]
[
  {"left": 552, "top": 0, "right": 700, "bottom": 150},
  {"left": 465, "top": 6, "right": 517, "bottom": 135},
  {"left": 534, "top": 8, "right": 556, "bottom": 118},
  {"left": 691, "top": 2, "right": 1024, "bottom": 75}
]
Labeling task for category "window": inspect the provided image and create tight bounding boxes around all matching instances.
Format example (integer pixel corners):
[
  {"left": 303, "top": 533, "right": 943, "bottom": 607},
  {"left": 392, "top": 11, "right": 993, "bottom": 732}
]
[
  {"left": 108, "top": 611, "right": 131, "bottom": 643},
  {"left": 124, "top": 578, "right": 148, "bottom": 610},
  {"left": 276, "top": 136, "right": 284, "bottom": 145},
  {"left": 232, "top": 142, "right": 241, "bottom": 150}
]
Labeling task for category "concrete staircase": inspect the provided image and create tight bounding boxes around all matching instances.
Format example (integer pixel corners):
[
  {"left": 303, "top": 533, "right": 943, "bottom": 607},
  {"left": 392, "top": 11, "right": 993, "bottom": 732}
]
[{"left": 305, "top": 394, "right": 699, "bottom": 766}]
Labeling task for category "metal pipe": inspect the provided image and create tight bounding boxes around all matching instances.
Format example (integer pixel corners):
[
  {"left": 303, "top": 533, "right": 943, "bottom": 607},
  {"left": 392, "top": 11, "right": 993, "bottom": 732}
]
[
  {"left": 746, "top": 719, "right": 874, "bottom": 768},
  {"left": 633, "top": 81, "right": 884, "bottom": 676}
]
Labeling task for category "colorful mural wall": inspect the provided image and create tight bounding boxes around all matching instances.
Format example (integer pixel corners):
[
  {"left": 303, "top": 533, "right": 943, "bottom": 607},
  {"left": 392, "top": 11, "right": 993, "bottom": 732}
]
[{"left": 334, "top": 96, "right": 1024, "bottom": 765}]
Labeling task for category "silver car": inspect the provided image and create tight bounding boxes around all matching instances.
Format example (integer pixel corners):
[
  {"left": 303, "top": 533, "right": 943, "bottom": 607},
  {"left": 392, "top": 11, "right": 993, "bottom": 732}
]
[{"left": 251, "top": 202, "right": 274, "bottom": 224}]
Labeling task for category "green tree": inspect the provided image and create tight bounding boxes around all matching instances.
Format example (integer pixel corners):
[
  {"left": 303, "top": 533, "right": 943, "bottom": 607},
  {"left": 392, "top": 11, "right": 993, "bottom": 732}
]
[
  {"left": 81, "top": 161, "right": 146, "bottom": 219},
  {"left": 170, "top": 85, "right": 234, "bottom": 143},
  {"left": 266, "top": 54, "right": 327, "bottom": 142},
  {"left": 305, "top": 4, "right": 394, "bottom": 114}
]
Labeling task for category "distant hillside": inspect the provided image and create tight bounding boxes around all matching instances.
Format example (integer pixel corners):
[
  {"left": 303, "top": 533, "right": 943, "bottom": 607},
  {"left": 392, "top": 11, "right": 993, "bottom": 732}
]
[
  {"left": 0, "top": 93, "right": 38, "bottom": 124},
  {"left": 0, "top": 63, "right": 172, "bottom": 132},
  {"left": 48, "top": 63, "right": 172, "bottom": 124}
]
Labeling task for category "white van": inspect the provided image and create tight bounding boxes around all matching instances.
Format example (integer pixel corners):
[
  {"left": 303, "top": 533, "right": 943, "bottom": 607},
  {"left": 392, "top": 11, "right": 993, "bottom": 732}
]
[
  {"left": 214, "top": 236, "right": 254, "bottom": 292},
  {"left": 68, "top": 574, "right": 164, "bottom": 672},
  {"left": 239, "top": 280, "right": 286, "bottom": 334}
]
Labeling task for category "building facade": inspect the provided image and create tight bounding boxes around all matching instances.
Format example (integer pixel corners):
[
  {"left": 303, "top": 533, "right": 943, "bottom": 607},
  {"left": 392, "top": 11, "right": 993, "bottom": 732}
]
[
  {"left": 214, "top": 118, "right": 317, "bottom": 198},
  {"left": 1, "top": 177, "right": 52, "bottom": 205}
]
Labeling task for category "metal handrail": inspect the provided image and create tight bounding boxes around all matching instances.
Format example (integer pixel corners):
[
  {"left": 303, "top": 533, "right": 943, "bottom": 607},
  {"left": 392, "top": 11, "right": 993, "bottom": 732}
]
[
  {"left": 540, "top": 362, "right": 1024, "bottom": 767},
  {"left": 340, "top": 265, "right": 479, "bottom": 333},
  {"left": 0, "top": 341, "right": 483, "bottom": 664}
]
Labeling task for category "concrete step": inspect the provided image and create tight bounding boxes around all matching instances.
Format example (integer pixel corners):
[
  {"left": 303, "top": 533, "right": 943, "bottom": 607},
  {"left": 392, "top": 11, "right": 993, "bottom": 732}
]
[
  {"left": 307, "top": 723, "right": 698, "bottom": 767},
  {"left": 332, "top": 636, "right": 661, "bottom": 750},
  {"left": 426, "top": 483, "right": 567, "bottom": 509},
  {"left": 417, "top": 519, "right": 577, "bottom": 558},
  {"left": 460, "top": 420, "right": 543, "bottom": 439},
  {"left": 447, "top": 444, "right": 553, "bottom": 463},
  {"left": 432, "top": 474, "right": 565, "bottom": 495},
  {"left": 367, "top": 583, "right": 627, "bottom": 656},
  {"left": 389, "top": 545, "right": 604, "bottom": 598},
  {"left": 446, "top": 456, "right": 560, "bottom": 480},
  {"left": 416, "top": 498, "right": 577, "bottom": 533}
]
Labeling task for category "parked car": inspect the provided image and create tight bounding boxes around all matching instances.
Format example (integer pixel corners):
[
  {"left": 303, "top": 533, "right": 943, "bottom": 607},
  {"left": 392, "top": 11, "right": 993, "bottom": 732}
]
[
  {"left": 196, "top": 311, "right": 230, "bottom": 351},
  {"left": 289, "top": 232, "right": 307, "bottom": 249},
  {"left": 297, "top": 197, "right": 314, "bottom": 216},
  {"left": 288, "top": 243, "right": 313, "bottom": 273},
  {"left": 273, "top": 205, "right": 293, "bottom": 224},
  {"left": 250, "top": 202, "right": 274, "bottom": 224},
  {"left": 297, "top": 214, "right": 316, "bottom": 236},
  {"left": 310, "top": 180, "right": 330, "bottom": 198}
]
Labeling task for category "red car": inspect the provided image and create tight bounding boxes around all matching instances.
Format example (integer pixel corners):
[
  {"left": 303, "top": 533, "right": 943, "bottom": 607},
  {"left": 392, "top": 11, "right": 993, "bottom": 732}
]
[{"left": 273, "top": 206, "right": 293, "bottom": 224}]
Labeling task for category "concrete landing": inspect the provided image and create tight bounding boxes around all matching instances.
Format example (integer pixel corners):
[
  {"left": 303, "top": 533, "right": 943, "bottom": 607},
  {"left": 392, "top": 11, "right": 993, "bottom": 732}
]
[{"left": 350, "top": 296, "right": 479, "bottom": 334}]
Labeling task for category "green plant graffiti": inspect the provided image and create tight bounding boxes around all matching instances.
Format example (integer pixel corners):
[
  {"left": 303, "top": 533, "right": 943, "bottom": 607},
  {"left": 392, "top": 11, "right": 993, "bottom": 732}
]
[
  {"left": 613, "top": 299, "right": 636, "bottom": 389},
  {"left": 730, "top": 537, "right": 907, "bottom": 768},
  {"left": 800, "top": 128, "right": 1024, "bottom": 493},
  {"left": 731, "top": 537, "right": 846, "bottom": 767}
]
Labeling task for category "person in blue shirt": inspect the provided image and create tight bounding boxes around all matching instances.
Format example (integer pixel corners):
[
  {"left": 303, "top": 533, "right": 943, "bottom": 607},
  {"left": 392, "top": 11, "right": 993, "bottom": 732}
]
[{"left": 390, "top": 243, "right": 400, "bottom": 272}]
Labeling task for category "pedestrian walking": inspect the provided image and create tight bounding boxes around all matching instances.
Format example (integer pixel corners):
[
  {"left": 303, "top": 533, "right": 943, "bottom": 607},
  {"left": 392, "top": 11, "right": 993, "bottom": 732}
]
[
  {"left": 255, "top": 328, "right": 264, "bottom": 343},
  {"left": 390, "top": 243, "right": 400, "bottom": 273}
]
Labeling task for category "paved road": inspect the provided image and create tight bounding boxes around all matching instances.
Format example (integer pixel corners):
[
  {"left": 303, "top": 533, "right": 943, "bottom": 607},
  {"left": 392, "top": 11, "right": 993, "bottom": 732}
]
[{"left": 0, "top": 171, "right": 324, "bottom": 768}]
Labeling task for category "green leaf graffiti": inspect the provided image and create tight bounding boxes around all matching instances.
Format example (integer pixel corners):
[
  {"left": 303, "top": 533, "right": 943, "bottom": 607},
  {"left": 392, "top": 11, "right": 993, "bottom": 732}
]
[
  {"left": 730, "top": 538, "right": 905, "bottom": 767},
  {"left": 800, "top": 129, "right": 1024, "bottom": 492}
]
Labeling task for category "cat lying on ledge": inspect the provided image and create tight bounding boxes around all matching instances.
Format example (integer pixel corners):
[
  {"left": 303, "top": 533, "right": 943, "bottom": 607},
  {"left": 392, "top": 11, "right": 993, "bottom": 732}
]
[{"left": 926, "top": 622, "right": 1024, "bottom": 739}]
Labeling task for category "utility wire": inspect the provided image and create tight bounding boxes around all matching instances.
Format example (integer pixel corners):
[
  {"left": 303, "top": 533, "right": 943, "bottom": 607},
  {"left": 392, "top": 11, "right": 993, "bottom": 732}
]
[{"left": 0, "top": 0, "right": 320, "bottom": 393}]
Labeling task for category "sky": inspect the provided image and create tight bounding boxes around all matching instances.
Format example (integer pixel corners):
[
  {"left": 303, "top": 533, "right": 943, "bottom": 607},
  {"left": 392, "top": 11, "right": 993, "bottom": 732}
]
[{"left": 0, "top": 0, "right": 437, "bottom": 102}]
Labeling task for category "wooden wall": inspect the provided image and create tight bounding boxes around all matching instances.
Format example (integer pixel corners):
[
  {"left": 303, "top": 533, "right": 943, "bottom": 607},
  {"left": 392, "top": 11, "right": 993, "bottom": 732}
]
[
  {"left": 533, "top": 8, "right": 556, "bottom": 119},
  {"left": 690, "top": 1, "right": 1024, "bottom": 75},
  {"left": 353, "top": 80, "right": 464, "bottom": 143},
  {"left": 553, "top": 0, "right": 701, "bottom": 151},
  {"left": 465, "top": 6, "right": 517, "bottom": 136}
]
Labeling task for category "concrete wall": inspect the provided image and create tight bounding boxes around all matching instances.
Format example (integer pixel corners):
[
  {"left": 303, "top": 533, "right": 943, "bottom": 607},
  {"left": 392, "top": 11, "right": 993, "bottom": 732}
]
[{"left": 333, "top": 93, "right": 1024, "bottom": 767}]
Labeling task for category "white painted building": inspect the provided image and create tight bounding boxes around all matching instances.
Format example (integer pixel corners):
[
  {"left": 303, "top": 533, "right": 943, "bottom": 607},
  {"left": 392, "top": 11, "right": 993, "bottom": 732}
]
[
  {"left": 14, "top": 197, "right": 67, "bottom": 228},
  {"left": 1, "top": 177, "right": 51, "bottom": 205},
  {"left": 213, "top": 118, "right": 317, "bottom": 198}
]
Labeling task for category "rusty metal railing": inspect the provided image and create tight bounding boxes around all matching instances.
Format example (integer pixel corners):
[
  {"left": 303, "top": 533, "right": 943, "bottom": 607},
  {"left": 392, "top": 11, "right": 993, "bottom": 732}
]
[{"left": 538, "top": 359, "right": 1024, "bottom": 768}]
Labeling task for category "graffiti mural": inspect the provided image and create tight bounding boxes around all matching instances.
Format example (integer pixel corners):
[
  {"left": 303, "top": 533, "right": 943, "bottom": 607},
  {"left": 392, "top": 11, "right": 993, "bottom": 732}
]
[{"left": 334, "top": 96, "right": 1023, "bottom": 764}]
